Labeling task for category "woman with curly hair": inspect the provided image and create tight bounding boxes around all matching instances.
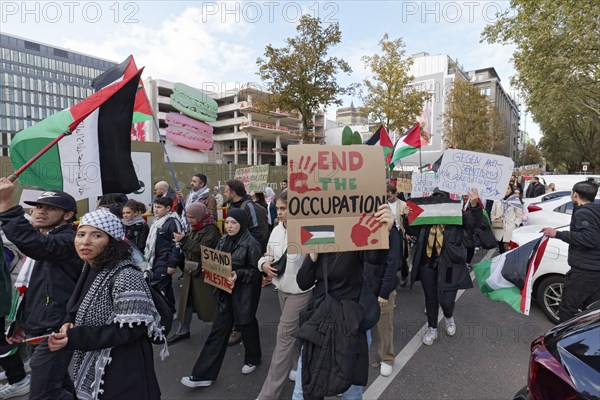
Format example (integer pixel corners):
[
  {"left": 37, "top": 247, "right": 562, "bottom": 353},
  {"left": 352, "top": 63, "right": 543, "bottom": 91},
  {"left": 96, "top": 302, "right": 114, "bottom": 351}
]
[{"left": 48, "top": 208, "right": 163, "bottom": 399}]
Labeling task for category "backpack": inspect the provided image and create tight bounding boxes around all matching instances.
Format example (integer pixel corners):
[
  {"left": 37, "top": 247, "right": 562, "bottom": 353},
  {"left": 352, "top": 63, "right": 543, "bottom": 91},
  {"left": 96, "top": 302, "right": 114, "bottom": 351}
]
[
  {"left": 241, "top": 200, "right": 269, "bottom": 251},
  {"left": 110, "top": 269, "right": 173, "bottom": 345}
]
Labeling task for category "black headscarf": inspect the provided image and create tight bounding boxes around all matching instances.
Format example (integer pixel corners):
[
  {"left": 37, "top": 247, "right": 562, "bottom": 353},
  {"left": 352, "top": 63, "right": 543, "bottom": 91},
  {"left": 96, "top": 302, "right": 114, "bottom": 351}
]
[{"left": 221, "top": 208, "right": 249, "bottom": 253}]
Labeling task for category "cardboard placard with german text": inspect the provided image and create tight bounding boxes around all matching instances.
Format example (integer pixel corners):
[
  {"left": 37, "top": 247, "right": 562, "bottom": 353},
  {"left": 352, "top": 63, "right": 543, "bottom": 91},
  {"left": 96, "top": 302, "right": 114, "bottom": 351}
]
[
  {"left": 437, "top": 149, "right": 514, "bottom": 200},
  {"left": 396, "top": 177, "right": 412, "bottom": 193},
  {"left": 201, "top": 246, "right": 233, "bottom": 293},
  {"left": 234, "top": 165, "right": 269, "bottom": 192},
  {"left": 287, "top": 145, "right": 389, "bottom": 254}
]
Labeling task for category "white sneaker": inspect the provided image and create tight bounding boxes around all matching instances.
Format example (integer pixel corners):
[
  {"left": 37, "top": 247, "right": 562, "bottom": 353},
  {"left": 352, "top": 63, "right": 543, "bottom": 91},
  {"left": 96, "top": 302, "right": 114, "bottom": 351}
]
[
  {"left": 422, "top": 327, "right": 438, "bottom": 346},
  {"left": 0, "top": 359, "right": 31, "bottom": 382},
  {"left": 288, "top": 369, "right": 297, "bottom": 382},
  {"left": 0, "top": 375, "right": 30, "bottom": 399},
  {"left": 445, "top": 317, "right": 456, "bottom": 336},
  {"left": 241, "top": 364, "right": 257, "bottom": 374},
  {"left": 181, "top": 376, "right": 212, "bottom": 388},
  {"left": 380, "top": 362, "right": 393, "bottom": 377}
]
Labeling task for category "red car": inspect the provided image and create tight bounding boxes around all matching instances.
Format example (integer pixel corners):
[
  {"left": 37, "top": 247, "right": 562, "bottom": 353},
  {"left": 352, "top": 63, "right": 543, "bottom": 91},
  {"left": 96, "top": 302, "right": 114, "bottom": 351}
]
[{"left": 515, "top": 302, "right": 600, "bottom": 399}]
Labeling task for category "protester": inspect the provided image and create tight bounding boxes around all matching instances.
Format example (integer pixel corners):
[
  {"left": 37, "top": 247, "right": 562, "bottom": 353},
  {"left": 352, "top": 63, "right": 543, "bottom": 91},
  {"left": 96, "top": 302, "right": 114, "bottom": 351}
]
[
  {"left": 0, "top": 179, "right": 81, "bottom": 400},
  {"left": 491, "top": 184, "right": 523, "bottom": 253},
  {"left": 153, "top": 181, "right": 178, "bottom": 211},
  {"left": 510, "top": 175, "right": 523, "bottom": 193},
  {"left": 167, "top": 203, "right": 220, "bottom": 345},
  {"left": 145, "top": 196, "right": 183, "bottom": 312},
  {"left": 0, "top": 239, "right": 29, "bottom": 399},
  {"left": 97, "top": 193, "right": 128, "bottom": 217},
  {"left": 406, "top": 188, "right": 482, "bottom": 346},
  {"left": 176, "top": 174, "right": 217, "bottom": 228},
  {"left": 48, "top": 209, "right": 163, "bottom": 399},
  {"left": 213, "top": 186, "right": 224, "bottom": 208},
  {"left": 541, "top": 180, "right": 600, "bottom": 322},
  {"left": 525, "top": 176, "right": 545, "bottom": 198},
  {"left": 181, "top": 209, "right": 262, "bottom": 388},
  {"left": 264, "top": 187, "right": 278, "bottom": 230},
  {"left": 122, "top": 199, "right": 150, "bottom": 252},
  {"left": 548, "top": 183, "right": 556, "bottom": 192},
  {"left": 280, "top": 179, "right": 288, "bottom": 193},
  {"left": 363, "top": 224, "right": 401, "bottom": 378},
  {"left": 292, "top": 204, "right": 392, "bottom": 399},
  {"left": 387, "top": 184, "right": 408, "bottom": 286},
  {"left": 256, "top": 191, "right": 312, "bottom": 399},
  {"left": 224, "top": 180, "right": 269, "bottom": 345}
]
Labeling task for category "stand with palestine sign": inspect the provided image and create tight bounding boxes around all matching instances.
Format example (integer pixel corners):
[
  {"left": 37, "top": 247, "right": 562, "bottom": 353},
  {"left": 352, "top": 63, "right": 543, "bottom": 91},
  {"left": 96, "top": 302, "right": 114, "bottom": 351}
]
[
  {"left": 201, "top": 246, "right": 233, "bottom": 293},
  {"left": 286, "top": 145, "right": 389, "bottom": 254}
]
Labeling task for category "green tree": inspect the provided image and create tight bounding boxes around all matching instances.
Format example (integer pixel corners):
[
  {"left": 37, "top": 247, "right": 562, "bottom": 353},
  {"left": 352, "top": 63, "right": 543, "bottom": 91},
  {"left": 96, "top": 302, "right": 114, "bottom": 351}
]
[
  {"left": 443, "top": 80, "right": 507, "bottom": 155},
  {"left": 520, "top": 142, "right": 544, "bottom": 166},
  {"left": 359, "top": 34, "right": 429, "bottom": 136},
  {"left": 482, "top": 0, "right": 600, "bottom": 172},
  {"left": 256, "top": 15, "right": 353, "bottom": 142}
]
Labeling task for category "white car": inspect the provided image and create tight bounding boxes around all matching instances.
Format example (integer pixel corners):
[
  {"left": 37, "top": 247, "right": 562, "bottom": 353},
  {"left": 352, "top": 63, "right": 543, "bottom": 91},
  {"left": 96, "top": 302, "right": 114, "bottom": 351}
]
[
  {"left": 510, "top": 225, "right": 569, "bottom": 323},
  {"left": 524, "top": 196, "right": 574, "bottom": 227},
  {"left": 522, "top": 190, "right": 571, "bottom": 207}
]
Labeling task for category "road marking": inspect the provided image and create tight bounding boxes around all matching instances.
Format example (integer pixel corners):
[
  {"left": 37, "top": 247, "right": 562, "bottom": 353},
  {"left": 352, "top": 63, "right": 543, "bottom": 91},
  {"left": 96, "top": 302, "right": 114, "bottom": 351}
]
[{"left": 363, "top": 248, "right": 496, "bottom": 400}]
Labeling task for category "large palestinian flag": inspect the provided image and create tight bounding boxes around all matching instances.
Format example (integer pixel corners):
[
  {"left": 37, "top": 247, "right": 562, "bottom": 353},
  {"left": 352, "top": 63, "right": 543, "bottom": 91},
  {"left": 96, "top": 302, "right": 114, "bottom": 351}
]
[
  {"left": 9, "top": 69, "right": 144, "bottom": 200},
  {"left": 390, "top": 123, "right": 421, "bottom": 168},
  {"left": 406, "top": 196, "right": 463, "bottom": 226},
  {"left": 365, "top": 125, "right": 394, "bottom": 166},
  {"left": 472, "top": 236, "right": 549, "bottom": 315}
]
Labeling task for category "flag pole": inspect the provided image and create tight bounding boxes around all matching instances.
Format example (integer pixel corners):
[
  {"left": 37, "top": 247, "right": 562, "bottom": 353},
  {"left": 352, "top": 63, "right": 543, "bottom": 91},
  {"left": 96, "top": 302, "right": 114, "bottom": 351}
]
[{"left": 8, "top": 133, "right": 67, "bottom": 182}]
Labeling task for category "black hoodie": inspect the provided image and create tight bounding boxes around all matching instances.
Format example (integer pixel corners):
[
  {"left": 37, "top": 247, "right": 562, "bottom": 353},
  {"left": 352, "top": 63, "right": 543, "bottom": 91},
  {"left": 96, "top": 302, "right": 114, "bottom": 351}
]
[{"left": 556, "top": 202, "right": 600, "bottom": 272}]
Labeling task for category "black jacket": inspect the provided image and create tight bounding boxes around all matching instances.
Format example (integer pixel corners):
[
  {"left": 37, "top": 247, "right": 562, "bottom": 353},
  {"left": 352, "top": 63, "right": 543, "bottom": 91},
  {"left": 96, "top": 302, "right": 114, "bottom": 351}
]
[
  {"left": 152, "top": 217, "right": 182, "bottom": 269},
  {"left": 216, "top": 230, "right": 262, "bottom": 325},
  {"left": 556, "top": 202, "right": 600, "bottom": 272},
  {"left": 125, "top": 221, "right": 149, "bottom": 252},
  {"left": 362, "top": 227, "right": 400, "bottom": 300},
  {"left": 0, "top": 206, "right": 82, "bottom": 335},
  {"left": 407, "top": 203, "right": 482, "bottom": 292},
  {"left": 229, "top": 195, "right": 269, "bottom": 252}
]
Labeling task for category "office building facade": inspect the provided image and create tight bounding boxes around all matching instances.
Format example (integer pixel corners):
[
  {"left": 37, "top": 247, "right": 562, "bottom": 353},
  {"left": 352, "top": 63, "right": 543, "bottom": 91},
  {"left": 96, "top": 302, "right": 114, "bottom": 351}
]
[{"left": 0, "top": 33, "right": 116, "bottom": 155}]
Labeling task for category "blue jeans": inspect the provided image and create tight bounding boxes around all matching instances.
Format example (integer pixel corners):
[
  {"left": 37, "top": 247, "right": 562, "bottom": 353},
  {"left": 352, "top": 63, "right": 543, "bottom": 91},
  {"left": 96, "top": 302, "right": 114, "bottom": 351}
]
[{"left": 292, "top": 331, "right": 372, "bottom": 400}]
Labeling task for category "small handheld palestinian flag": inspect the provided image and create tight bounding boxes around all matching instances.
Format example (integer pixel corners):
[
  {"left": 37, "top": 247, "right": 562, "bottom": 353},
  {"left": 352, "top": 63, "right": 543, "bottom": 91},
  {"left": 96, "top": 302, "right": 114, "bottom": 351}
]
[
  {"left": 300, "top": 225, "right": 335, "bottom": 246},
  {"left": 406, "top": 197, "right": 462, "bottom": 226},
  {"left": 472, "top": 236, "right": 549, "bottom": 315}
]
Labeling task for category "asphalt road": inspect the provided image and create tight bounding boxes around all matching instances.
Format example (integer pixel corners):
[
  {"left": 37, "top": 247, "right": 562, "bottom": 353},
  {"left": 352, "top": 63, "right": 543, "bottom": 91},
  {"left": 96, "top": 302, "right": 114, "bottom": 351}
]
[{"left": 7, "top": 247, "right": 554, "bottom": 400}]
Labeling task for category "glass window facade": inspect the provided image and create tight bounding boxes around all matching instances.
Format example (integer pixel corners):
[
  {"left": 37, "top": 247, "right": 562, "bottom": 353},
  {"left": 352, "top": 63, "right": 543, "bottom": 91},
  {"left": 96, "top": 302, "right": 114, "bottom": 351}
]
[{"left": 0, "top": 33, "right": 116, "bottom": 156}]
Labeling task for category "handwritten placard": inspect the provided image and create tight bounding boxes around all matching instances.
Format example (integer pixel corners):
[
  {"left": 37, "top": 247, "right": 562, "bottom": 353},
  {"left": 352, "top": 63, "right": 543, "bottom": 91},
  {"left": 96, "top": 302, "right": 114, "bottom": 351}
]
[
  {"left": 396, "top": 177, "right": 412, "bottom": 193},
  {"left": 411, "top": 171, "right": 438, "bottom": 197},
  {"left": 234, "top": 165, "right": 269, "bottom": 192},
  {"left": 437, "top": 149, "right": 514, "bottom": 200},
  {"left": 201, "top": 246, "right": 233, "bottom": 293},
  {"left": 286, "top": 145, "right": 389, "bottom": 254}
]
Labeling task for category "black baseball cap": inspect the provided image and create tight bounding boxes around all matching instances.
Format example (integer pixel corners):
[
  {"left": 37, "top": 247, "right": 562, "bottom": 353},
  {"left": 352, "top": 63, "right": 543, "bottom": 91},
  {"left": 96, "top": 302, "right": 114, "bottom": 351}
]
[{"left": 24, "top": 190, "right": 77, "bottom": 213}]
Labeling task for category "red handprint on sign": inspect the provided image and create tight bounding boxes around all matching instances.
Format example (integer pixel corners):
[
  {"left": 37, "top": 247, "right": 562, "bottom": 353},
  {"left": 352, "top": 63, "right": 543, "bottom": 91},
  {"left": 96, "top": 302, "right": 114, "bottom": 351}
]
[
  {"left": 289, "top": 156, "right": 321, "bottom": 194},
  {"left": 351, "top": 212, "right": 383, "bottom": 247}
]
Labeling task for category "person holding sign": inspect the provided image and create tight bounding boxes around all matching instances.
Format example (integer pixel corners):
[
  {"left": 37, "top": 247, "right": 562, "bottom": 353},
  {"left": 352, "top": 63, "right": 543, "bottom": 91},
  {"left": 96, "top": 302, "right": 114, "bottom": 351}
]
[
  {"left": 292, "top": 204, "right": 393, "bottom": 399},
  {"left": 181, "top": 208, "right": 262, "bottom": 388},
  {"left": 490, "top": 184, "right": 523, "bottom": 254},
  {"left": 256, "top": 191, "right": 312, "bottom": 400},
  {"left": 406, "top": 188, "right": 482, "bottom": 346},
  {"left": 167, "top": 203, "right": 220, "bottom": 345}
]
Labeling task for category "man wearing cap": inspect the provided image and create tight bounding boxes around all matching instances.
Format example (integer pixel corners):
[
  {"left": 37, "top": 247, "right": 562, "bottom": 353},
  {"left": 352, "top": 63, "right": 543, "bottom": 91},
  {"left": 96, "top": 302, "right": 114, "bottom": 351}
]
[{"left": 0, "top": 178, "right": 82, "bottom": 400}]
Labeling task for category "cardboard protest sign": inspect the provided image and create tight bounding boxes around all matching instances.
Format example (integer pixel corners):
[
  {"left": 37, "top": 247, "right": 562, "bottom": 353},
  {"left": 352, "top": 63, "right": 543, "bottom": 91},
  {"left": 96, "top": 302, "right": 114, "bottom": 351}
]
[
  {"left": 201, "top": 246, "right": 233, "bottom": 293},
  {"left": 406, "top": 197, "right": 463, "bottom": 226},
  {"left": 437, "top": 149, "right": 514, "bottom": 200},
  {"left": 234, "top": 165, "right": 269, "bottom": 192},
  {"left": 287, "top": 145, "right": 389, "bottom": 254},
  {"left": 396, "top": 176, "right": 412, "bottom": 193},
  {"left": 516, "top": 164, "right": 540, "bottom": 176}
]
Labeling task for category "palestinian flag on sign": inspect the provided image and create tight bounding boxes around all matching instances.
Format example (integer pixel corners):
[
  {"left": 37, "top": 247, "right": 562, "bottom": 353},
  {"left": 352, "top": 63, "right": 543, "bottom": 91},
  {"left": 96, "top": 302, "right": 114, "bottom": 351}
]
[
  {"left": 300, "top": 225, "right": 335, "bottom": 245},
  {"left": 9, "top": 69, "right": 144, "bottom": 200},
  {"left": 406, "top": 196, "right": 463, "bottom": 226},
  {"left": 365, "top": 125, "right": 394, "bottom": 166},
  {"left": 472, "top": 236, "right": 549, "bottom": 315}
]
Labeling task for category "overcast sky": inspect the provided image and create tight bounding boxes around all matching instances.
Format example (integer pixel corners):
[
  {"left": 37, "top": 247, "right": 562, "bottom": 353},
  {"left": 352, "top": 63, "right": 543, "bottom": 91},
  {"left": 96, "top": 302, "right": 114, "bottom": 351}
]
[{"left": 1, "top": 0, "right": 541, "bottom": 140}]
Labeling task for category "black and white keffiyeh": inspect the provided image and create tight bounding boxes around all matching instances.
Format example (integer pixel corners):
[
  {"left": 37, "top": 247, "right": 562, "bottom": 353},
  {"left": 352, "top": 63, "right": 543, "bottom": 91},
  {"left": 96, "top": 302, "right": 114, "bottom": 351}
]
[
  {"left": 72, "top": 260, "right": 164, "bottom": 400},
  {"left": 80, "top": 208, "right": 125, "bottom": 240}
]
